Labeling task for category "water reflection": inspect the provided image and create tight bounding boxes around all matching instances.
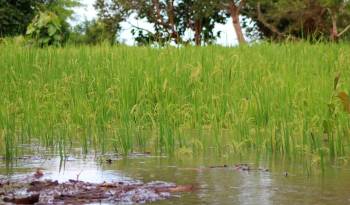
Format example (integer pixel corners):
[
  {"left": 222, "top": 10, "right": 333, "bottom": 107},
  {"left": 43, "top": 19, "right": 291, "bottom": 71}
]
[
  {"left": 0, "top": 156, "right": 134, "bottom": 183},
  {"left": 236, "top": 172, "right": 272, "bottom": 205},
  {"left": 1, "top": 154, "right": 350, "bottom": 205}
]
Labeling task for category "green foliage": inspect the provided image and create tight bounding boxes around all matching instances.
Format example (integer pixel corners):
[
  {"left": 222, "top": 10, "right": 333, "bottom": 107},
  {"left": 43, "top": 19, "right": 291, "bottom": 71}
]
[
  {"left": 93, "top": 0, "right": 349, "bottom": 44},
  {"left": 69, "top": 20, "right": 117, "bottom": 45},
  {"left": 26, "top": 11, "right": 63, "bottom": 46},
  {"left": 243, "top": 0, "right": 350, "bottom": 41},
  {"left": 0, "top": 0, "right": 37, "bottom": 36},
  {"left": 39, "top": 0, "right": 80, "bottom": 21},
  {"left": 0, "top": 0, "right": 80, "bottom": 42},
  {"left": 94, "top": 0, "right": 127, "bottom": 44},
  {"left": 38, "top": 0, "right": 81, "bottom": 38},
  {"left": 98, "top": 0, "right": 227, "bottom": 45},
  {"left": 6, "top": 0, "right": 107, "bottom": 46},
  {"left": 177, "top": 0, "right": 226, "bottom": 45}
]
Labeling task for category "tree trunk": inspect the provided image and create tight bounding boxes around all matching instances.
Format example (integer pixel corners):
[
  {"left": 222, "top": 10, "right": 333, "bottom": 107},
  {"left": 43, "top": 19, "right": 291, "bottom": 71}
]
[
  {"left": 194, "top": 19, "right": 202, "bottom": 46},
  {"left": 153, "top": 0, "right": 181, "bottom": 44},
  {"left": 166, "top": 0, "right": 181, "bottom": 43},
  {"left": 228, "top": 2, "right": 246, "bottom": 45},
  {"left": 330, "top": 12, "right": 338, "bottom": 42}
]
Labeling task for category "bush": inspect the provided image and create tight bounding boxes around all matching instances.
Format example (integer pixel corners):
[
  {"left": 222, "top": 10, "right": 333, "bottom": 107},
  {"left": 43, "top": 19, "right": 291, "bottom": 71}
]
[
  {"left": 67, "top": 20, "right": 117, "bottom": 45},
  {"left": 26, "top": 11, "right": 63, "bottom": 46}
]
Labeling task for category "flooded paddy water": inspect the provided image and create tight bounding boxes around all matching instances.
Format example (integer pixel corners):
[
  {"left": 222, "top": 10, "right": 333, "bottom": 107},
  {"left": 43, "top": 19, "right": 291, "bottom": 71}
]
[{"left": 1, "top": 146, "right": 350, "bottom": 204}]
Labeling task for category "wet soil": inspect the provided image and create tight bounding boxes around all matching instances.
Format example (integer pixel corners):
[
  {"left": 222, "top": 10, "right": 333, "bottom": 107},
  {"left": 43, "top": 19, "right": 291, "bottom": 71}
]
[
  {"left": 0, "top": 173, "right": 193, "bottom": 204},
  {"left": 0, "top": 163, "right": 269, "bottom": 204}
]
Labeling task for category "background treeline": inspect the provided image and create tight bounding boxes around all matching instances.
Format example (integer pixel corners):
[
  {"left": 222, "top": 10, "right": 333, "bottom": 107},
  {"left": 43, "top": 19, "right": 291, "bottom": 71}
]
[{"left": 1, "top": 0, "right": 350, "bottom": 46}]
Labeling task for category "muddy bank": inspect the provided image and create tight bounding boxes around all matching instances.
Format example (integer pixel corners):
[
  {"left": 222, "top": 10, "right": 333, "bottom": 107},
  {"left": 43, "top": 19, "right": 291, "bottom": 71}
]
[{"left": 0, "top": 173, "right": 193, "bottom": 204}]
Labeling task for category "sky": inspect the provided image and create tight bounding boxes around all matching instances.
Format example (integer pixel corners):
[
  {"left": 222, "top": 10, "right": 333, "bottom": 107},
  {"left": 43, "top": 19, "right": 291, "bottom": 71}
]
[{"left": 72, "top": 0, "right": 240, "bottom": 46}]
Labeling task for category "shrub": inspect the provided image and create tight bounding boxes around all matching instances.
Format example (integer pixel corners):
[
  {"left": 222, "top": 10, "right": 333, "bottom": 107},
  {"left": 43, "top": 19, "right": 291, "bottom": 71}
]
[{"left": 26, "top": 11, "right": 62, "bottom": 46}]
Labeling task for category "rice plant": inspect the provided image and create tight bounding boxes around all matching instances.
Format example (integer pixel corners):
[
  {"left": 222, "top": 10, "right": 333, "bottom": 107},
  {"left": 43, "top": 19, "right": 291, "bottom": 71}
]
[{"left": 1, "top": 42, "right": 350, "bottom": 166}]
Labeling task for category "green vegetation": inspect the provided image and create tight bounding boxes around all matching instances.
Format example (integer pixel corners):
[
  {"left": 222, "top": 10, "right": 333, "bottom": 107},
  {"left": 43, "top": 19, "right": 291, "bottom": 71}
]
[
  {"left": 1, "top": 42, "right": 350, "bottom": 167},
  {"left": 4, "top": 1, "right": 350, "bottom": 47},
  {"left": 0, "top": 0, "right": 79, "bottom": 37},
  {"left": 94, "top": 0, "right": 350, "bottom": 45},
  {"left": 26, "top": 11, "right": 63, "bottom": 47}
]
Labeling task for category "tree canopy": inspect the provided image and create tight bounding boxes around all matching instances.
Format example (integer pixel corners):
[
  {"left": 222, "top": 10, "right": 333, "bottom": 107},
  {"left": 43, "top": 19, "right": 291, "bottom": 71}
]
[
  {"left": 0, "top": 0, "right": 37, "bottom": 36},
  {"left": 1, "top": 0, "right": 350, "bottom": 45},
  {"left": 0, "top": 0, "right": 79, "bottom": 37},
  {"left": 242, "top": 0, "right": 350, "bottom": 41}
]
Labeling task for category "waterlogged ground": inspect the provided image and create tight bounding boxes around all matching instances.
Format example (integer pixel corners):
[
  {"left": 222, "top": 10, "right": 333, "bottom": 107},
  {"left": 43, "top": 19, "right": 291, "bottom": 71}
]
[{"left": 1, "top": 150, "right": 350, "bottom": 204}]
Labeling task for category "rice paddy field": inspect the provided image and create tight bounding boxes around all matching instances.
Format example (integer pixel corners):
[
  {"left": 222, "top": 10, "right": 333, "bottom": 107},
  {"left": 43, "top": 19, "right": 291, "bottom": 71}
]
[{"left": 1, "top": 42, "right": 350, "bottom": 168}]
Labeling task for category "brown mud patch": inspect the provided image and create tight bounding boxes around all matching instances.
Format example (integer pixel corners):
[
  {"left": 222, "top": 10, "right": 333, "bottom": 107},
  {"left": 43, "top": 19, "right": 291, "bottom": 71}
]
[{"left": 0, "top": 173, "right": 194, "bottom": 204}]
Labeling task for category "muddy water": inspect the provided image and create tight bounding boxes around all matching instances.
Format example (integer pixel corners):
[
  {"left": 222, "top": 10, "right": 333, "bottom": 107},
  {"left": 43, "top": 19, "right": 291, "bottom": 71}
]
[{"left": 1, "top": 152, "right": 350, "bottom": 205}]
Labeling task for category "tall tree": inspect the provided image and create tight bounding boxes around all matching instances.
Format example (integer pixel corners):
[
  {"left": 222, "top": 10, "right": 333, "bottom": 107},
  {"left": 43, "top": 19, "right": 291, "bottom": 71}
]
[
  {"left": 244, "top": 0, "right": 350, "bottom": 41},
  {"left": 321, "top": 0, "right": 350, "bottom": 41},
  {"left": 178, "top": 0, "right": 226, "bottom": 45},
  {"left": 220, "top": 0, "right": 247, "bottom": 45},
  {"left": 0, "top": 0, "right": 37, "bottom": 36},
  {"left": 128, "top": 0, "right": 183, "bottom": 44},
  {"left": 94, "top": 0, "right": 128, "bottom": 44},
  {"left": 102, "top": 0, "right": 226, "bottom": 45}
]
